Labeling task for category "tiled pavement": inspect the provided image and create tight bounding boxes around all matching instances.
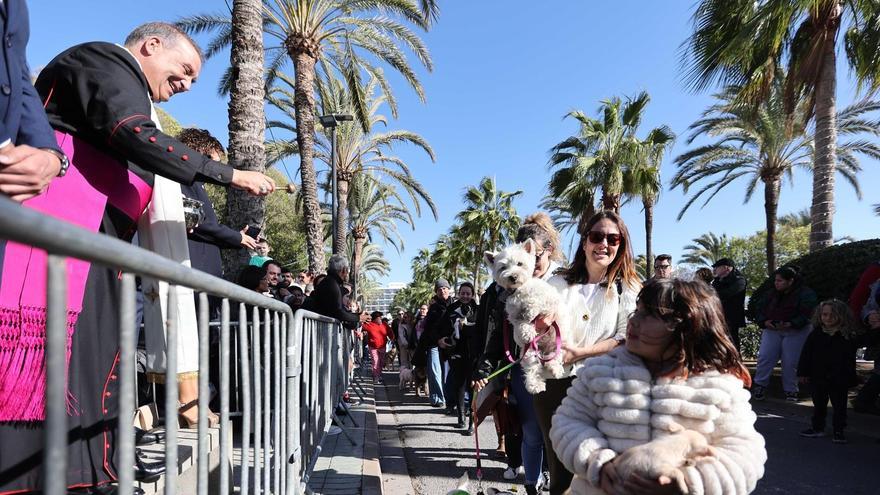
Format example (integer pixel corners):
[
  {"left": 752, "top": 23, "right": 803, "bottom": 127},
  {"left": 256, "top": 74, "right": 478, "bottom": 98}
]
[{"left": 307, "top": 378, "right": 383, "bottom": 495}]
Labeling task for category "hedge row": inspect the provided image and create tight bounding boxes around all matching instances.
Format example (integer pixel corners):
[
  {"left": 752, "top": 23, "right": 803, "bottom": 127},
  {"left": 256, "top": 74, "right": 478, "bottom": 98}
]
[{"left": 745, "top": 238, "right": 880, "bottom": 321}]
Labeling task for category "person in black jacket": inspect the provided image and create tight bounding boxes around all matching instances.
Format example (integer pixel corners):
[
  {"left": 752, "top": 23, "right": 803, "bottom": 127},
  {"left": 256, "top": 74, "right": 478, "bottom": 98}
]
[
  {"left": 797, "top": 300, "right": 861, "bottom": 443},
  {"left": 302, "top": 254, "right": 368, "bottom": 328},
  {"left": 413, "top": 279, "right": 453, "bottom": 407},
  {"left": 438, "top": 282, "right": 479, "bottom": 431},
  {"left": 711, "top": 258, "right": 747, "bottom": 352}
]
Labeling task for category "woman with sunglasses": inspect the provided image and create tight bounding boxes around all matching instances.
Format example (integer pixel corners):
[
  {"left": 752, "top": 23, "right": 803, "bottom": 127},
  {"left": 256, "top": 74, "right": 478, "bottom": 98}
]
[
  {"left": 550, "top": 278, "right": 766, "bottom": 495},
  {"left": 535, "top": 210, "right": 641, "bottom": 494}
]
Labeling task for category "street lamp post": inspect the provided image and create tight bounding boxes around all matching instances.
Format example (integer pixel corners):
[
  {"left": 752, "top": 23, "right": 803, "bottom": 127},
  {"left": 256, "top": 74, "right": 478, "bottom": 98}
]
[{"left": 318, "top": 114, "right": 353, "bottom": 255}]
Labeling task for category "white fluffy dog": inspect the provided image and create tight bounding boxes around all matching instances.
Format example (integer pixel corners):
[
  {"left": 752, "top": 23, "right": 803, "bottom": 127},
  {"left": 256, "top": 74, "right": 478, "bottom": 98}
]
[
  {"left": 484, "top": 239, "right": 567, "bottom": 393},
  {"left": 613, "top": 429, "right": 715, "bottom": 493}
]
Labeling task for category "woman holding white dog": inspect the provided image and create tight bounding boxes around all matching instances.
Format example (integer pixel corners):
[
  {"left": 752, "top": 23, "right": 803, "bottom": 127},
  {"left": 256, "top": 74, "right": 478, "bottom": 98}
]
[
  {"left": 551, "top": 278, "right": 766, "bottom": 495},
  {"left": 473, "top": 212, "right": 565, "bottom": 494},
  {"left": 533, "top": 211, "right": 640, "bottom": 494}
]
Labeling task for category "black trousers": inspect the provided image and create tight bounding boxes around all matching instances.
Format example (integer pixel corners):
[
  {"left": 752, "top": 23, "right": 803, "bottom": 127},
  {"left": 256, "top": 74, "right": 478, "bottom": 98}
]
[
  {"left": 533, "top": 376, "right": 575, "bottom": 495},
  {"left": 810, "top": 380, "right": 849, "bottom": 432}
]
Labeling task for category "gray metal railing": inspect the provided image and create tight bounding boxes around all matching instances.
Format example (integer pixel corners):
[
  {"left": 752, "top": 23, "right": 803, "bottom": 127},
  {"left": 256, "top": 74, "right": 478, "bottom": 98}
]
[{"left": 0, "top": 196, "right": 352, "bottom": 494}]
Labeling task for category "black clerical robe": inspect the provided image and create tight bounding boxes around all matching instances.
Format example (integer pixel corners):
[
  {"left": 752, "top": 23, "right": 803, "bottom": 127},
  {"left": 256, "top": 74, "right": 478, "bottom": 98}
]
[{"left": 0, "top": 41, "right": 234, "bottom": 492}]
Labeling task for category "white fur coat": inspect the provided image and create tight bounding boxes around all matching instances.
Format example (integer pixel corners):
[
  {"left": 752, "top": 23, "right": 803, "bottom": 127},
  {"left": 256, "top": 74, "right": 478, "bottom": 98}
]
[{"left": 550, "top": 347, "right": 766, "bottom": 495}]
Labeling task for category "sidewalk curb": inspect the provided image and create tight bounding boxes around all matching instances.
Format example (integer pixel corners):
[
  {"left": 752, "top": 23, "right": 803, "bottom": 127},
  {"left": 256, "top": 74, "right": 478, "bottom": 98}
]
[
  {"left": 374, "top": 380, "right": 417, "bottom": 495},
  {"left": 362, "top": 390, "right": 383, "bottom": 495}
]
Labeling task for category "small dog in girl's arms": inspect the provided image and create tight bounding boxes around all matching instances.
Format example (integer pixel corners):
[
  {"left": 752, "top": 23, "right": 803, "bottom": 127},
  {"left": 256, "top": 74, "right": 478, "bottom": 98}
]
[{"left": 484, "top": 239, "right": 569, "bottom": 393}]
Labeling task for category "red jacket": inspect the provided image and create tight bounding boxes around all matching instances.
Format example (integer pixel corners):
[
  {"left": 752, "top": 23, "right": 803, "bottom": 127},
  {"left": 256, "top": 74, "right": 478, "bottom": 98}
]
[{"left": 362, "top": 320, "right": 390, "bottom": 349}]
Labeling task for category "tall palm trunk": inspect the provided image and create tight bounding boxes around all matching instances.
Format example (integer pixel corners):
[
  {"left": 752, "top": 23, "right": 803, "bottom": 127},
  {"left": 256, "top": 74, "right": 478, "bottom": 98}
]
[
  {"left": 601, "top": 190, "right": 620, "bottom": 212},
  {"left": 335, "top": 171, "right": 351, "bottom": 257},
  {"left": 763, "top": 176, "right": 781, "bottom": 276},
  {"left": 224, "top": 0, "right": 266, "bottom": 280},
  {"left": 472, "top": 238, "right": 484, "bottom": 291},
  {"left": 291, "top": 51, "right": 326, "bottom": 273},
  {"left": 351, "top": 233, "right": 367, "bottom": 303},
  {"left": 643, "top": 199, "right": 654, "bottom": 279},
  {"left": 809, "top": 6, "right": 841, "bottom": 253}
]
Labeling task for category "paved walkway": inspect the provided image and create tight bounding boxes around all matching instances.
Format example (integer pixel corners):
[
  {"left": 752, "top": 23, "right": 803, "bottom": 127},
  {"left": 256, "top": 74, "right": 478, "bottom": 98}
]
[{"left": 307, "top": 378, "right": 382, "bottom": 495}]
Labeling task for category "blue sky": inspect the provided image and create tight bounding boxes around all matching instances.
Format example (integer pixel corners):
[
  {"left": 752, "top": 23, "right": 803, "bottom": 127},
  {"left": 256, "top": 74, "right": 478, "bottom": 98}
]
[{"left": 28, "top": 1, "right": 880, "bottom": 285}]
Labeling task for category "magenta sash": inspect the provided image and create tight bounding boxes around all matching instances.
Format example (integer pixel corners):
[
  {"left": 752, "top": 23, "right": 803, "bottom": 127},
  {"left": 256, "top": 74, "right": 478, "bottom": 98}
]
[{"left": 0, "top": 131, "right": 152, "bottom": 421}]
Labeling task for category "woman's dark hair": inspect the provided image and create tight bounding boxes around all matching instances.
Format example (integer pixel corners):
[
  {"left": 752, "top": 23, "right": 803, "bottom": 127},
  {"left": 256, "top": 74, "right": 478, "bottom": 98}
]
[
  {"left": 237, "top": 265, "right": 267, "bottom": 292},
  {"left": 637, "top": 278, "right": 750, "bottom": 385},
  {"left": 559, "top": 210, "right": 640, "bottom": 291},
  {"left": 458, "top": 281, "right": 475, "bottom": 292},
  {"left": 695, "top": 267, "right": 714, "bottom": 284},
  {"left": 774, "top": 266, "right": 798, "bottom": 280}
]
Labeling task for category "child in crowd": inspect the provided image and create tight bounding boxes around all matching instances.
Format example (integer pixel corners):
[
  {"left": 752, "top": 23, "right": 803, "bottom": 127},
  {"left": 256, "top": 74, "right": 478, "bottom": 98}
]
[{"left": 797, "top": 299, "right": 861, "bottom": 444}]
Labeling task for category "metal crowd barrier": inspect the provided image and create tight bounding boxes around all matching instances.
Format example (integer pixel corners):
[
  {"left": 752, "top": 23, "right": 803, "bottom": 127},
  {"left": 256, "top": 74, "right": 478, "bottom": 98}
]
[{"left": 0, "top": 196, "right": 351, "bottom": 495}]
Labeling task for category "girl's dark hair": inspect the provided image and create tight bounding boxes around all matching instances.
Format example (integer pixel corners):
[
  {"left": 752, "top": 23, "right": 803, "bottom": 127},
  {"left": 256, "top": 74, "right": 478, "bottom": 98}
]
[
  {"left": 458, "top": 281, "right": 475, "bottom": 292},
  {"left": 638, "top": 278, "right": 750, "bottom": 385},
  {"left": 695, "top": 267, "right": 714, "bottom": 284},
  {"left": 559, "top": 210, "right": 640, "bottom": 291},
  {"left": 774, "top": 266, "right": 798, "bottom": 280},
  {"left": 237, "top": 265, "right": 267, "bottom": 291}
]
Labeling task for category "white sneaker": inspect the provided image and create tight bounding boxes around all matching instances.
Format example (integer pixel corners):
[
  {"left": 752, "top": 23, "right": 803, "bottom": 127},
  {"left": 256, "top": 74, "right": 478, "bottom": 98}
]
[
  {"left": 327, "top": 426, "right": 342, "bottom": 436},
  {"left": 503, "top": 467, "right": 518, "bottom": 480}
]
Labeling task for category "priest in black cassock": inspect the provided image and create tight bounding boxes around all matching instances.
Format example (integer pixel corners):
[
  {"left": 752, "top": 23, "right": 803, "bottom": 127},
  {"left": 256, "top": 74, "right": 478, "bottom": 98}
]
[{"left": 0, "top": 21, "right": 274, "bottom": 494}]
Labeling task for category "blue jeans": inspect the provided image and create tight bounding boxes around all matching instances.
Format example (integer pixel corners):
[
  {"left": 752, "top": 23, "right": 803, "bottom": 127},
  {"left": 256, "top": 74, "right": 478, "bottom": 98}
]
[
  {"left": 510, "top": 364, "right": 544, "bottom": 485},
  {"left": 754, "top": 326, "right": 811, "bottom": 393},
  {"left": 427, "top": 347, "right": 445, "bottom": 405}
]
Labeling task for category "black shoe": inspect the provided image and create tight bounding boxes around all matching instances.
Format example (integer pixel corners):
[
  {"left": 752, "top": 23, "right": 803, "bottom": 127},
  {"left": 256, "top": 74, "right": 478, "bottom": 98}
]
[
  {"left": 135, "top": 427, "right": 165, "bottom": 446},
  {"left": 465, "top": 421, "right": 474, "bottom": 436},
  {"left": 455, "top": 418, "right": 465, "bottom": 428},
  {"left": 833, "top": 431, "right": 848, "bottom": 444},
  {"left": 134, "top": 448, "right": 166, "bottom": 482},
  {"left": 524, "top": 484, "right": 538, "bottom": 495}
]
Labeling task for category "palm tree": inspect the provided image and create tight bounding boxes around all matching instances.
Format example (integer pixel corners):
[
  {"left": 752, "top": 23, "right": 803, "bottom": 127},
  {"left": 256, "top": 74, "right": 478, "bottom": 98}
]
[
  {"left": 347, "top": 173, "right": 413, "bottom": 302},
  {"left": 779, "top": 208, "right": 812, "bottom": 228},
  {"left": 456, "top": 177, "right": 522, "bottom": 290},
  {"left": 313, "top": 78, "right": 437, "bottom": 256},
  {"left": 179, "top": 0, "right": 436, "bottom": 273},
  {"left": 224, "top": 0, "right": 267, "bottom": 277},
  {"left": 672, "top": 83, "right": 873, "bottom": 275},
  {"left": 682, "top": 0, "right": 880, "bottom": 252},
  {"left": 681, "top": 232, "right": 733, "bottom": 267},
  {"left": 548, "top": 92, "right": 665, "bottom": 213},
  {"left": 624, "top": 125, "right": 676, "bottom": 278}
]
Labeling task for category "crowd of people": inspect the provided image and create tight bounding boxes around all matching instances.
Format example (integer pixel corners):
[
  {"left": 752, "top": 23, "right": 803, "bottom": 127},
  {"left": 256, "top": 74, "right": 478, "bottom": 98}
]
[{"left": 365, "top": 212, "right": 880, "bottom": 495}]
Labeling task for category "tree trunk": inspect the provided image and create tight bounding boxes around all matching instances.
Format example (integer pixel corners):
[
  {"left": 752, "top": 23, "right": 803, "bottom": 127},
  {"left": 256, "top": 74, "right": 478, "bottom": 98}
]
[
  {"left": 224, "top": 0, "right": 266, "bottom": 281},
  {"left": 335, "top": 173, "right": 350, "bottom": 257},
  {"left": 764, "top": 176, "right": 781, "bottom": 276},
  {"left": 601, "top": 189, "right": 620, "bottom": 213},
  {"left": 578, "top": 201, "right": 596, "bottom": 235},
  {"left": 809, "top": 9, "right": 840, "bottom": 253},
  {"left": 644, "top": 199, "right": 654, "bottom": 279},
  {"left": 292, "top": 51, "right": 326, "bottom": 273},
  {"left": 351, "top": 235, "right": 366, "bottom": 303},
  {"left": 472, "top": 238, "right": 484, "bottom": 291}
]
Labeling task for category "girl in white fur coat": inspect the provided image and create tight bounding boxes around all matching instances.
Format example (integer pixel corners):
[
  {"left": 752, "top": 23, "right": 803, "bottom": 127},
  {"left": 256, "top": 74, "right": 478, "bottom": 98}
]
[{"left": 550, "top": 278, "right": 766, "bottom": 495}]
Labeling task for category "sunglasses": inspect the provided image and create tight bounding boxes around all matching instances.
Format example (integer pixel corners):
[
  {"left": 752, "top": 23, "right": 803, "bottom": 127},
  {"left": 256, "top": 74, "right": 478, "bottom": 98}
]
[{"left": 586, "top": 231, "right": 622, "bottom": 246}]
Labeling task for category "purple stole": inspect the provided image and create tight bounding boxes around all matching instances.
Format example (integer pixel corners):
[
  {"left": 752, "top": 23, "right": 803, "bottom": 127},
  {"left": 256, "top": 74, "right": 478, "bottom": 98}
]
[{"left": 0, "top": 131, "right": 152, "bottom": 421}]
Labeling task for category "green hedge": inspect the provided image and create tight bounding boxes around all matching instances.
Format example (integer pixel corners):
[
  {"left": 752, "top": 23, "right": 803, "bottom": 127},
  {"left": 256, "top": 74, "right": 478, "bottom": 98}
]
[{"left": 745, "top": 238, "right": 880, "bottom": 321}]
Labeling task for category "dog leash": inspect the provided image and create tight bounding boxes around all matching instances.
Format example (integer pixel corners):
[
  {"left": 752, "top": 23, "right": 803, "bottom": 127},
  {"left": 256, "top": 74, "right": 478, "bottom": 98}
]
[{"left": 503, "top": 318, "right": 563, "bottom": 364}]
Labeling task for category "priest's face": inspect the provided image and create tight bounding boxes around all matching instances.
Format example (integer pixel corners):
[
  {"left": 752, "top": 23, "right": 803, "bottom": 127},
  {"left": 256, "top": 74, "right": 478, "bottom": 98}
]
[{"left": 138, "top": 35, "right": 202, "bottom": 103}]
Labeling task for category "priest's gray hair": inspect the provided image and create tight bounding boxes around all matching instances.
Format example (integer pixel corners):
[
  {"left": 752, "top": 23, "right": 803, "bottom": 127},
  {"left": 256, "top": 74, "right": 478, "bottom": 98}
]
[
  {"left": 124, "top": 22, "right": 205, "bottom": 62},
  {"left": 327, "top": 254, "right": 349, "bottom": 276}
]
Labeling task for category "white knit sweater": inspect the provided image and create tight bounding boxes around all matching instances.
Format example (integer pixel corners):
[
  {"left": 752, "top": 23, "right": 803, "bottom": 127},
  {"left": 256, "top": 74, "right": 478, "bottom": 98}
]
[
  {"left": 546, "top": 275, "right": 638, "bottom": 378},
  {"left": 550, "top": 347, "right": 766, "bottom": 495}
]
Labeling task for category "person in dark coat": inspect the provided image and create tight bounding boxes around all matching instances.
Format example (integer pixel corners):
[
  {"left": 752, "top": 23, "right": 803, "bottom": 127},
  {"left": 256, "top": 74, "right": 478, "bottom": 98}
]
[
  {"left": 797, "top": 299, "right": 861, "bottom": 443},
  {"left": 302, "top": 254, "right": 367, "bottom": 328},
  {"left": 437, "top": 282, "right": 478, "bottom": 431},
  {"left": 0, "top": 0, "right": 65, "bottom": 203},
  {"left": 711, "top": 258, "right": 747, "bottom": 352},
  {"left": 177, "top": 128, "right": 257, "bottom": 282},
  {"left": 1, "top": 22, "right": 274, "bottom": 493},
  {"left": 412, "top": 279, "right": 452, "bottom": 407}
]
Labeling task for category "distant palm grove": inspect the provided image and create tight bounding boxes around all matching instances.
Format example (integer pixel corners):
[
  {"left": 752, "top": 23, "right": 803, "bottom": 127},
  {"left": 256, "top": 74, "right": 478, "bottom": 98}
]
[{"left": 180, "top": 1, "right": 879, "bottom": 310}]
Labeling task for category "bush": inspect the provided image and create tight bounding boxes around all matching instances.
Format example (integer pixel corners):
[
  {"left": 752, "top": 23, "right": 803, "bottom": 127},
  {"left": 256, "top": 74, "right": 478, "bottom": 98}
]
[
  {"left": 739, "top": 324, "right": 762, "bottom": 360},
  {"left": 745, "top": 238, "right": 880, "bottom": 320}
]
